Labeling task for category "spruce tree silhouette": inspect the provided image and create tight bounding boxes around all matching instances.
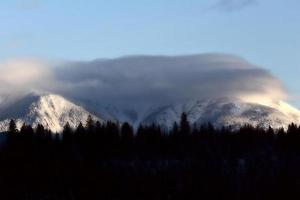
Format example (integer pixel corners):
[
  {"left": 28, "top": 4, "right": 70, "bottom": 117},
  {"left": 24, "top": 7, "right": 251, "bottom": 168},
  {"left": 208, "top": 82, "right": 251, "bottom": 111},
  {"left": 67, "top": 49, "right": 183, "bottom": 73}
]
[
  {"left": 180, "top": 112, "right": 190, "bottom": 135},
  {"left": 86, "top": 115, "right": 95, "bottom": 133},
  {"left": 75, "top": 122, "right": 85, "bottom": 143},
  {"left": 8, "top": 119, "right": 18, "bottom": 134},
  {"left": 2, "top": 113, "right": 300, "bottom": 200},
  {"left": 121, "top": 122, "right": 133, "bottom": 143},
  {"left": 62, "top": 122, "right": 72, "bottom": 142}
]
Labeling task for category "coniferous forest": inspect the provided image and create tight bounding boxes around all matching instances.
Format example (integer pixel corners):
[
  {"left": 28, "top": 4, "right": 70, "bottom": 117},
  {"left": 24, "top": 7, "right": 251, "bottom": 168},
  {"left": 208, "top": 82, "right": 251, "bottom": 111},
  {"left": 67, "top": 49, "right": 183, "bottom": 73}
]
[{"left": 1, "top": 114, "right": 300, "bottom": 200}]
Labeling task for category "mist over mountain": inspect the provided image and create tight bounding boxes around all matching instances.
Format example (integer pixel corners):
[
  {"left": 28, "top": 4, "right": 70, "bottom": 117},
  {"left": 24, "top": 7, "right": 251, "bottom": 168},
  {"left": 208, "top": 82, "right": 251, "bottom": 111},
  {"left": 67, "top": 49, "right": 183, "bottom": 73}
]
[
  {"left": 0, "top": 54, "right": 298, "bottom": 132},
  {"left": 0, "top": 54, "right": 287, "bottom": 105},
  {"left": 53, "top": 54, "right": 286, "bottom": 107}
]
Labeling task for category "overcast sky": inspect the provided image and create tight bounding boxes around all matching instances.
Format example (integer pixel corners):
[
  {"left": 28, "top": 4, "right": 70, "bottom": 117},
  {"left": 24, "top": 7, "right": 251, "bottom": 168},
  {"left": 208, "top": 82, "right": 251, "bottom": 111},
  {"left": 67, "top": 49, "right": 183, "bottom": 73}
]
[{"left": 0, "top": 0, "right": 299, "bottom": 107}]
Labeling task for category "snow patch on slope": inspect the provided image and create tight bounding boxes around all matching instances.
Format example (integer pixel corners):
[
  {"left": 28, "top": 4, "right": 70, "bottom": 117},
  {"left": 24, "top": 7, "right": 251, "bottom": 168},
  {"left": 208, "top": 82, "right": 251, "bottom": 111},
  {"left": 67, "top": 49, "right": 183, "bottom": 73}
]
[
  {"left": 140, "top": 98, "right": 300, "bottom": 130},
  {"left": 0, "top": 93, "right": 299, "bottom": 133},
  {"left": 0, "top": 93, "right": 100, "bottom": 133}
]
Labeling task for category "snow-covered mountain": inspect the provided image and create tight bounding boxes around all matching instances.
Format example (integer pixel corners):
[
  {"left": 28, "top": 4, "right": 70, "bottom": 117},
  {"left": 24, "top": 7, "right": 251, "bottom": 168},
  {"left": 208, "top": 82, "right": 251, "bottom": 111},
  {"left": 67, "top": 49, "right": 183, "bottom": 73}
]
[
  {"left": 74, "top": 97, "right": 300, "bottom": 130},
  {"left": 0, "top": 92, "right": 299, "bottom": 133},
  {"left": 0, "top": 93, "right": 100, "bottom": 133},
  {"left": 141, "top": 98, "right": 300, "bottom": 130}
]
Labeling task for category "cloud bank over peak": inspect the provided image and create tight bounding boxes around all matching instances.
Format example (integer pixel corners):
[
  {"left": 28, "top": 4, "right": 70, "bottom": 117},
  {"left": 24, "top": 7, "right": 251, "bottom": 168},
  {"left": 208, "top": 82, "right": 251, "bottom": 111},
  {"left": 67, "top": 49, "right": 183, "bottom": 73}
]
[
  {"left": 53, "top": 53, "right": 287, "bottom": 107},
  {"left": 0, "top": 53, "right": 287, "bottom": 108}
]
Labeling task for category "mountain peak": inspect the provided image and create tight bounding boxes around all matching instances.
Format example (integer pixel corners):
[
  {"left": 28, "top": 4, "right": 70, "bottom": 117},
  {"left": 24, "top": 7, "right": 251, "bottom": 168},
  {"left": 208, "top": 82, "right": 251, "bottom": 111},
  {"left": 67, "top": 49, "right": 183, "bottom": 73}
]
[
  {"left": 0, "top": 93, "right": 100, "bottom": 133},
  {"left": 140, "top": 98, "right": 300, "bottom": 130}
]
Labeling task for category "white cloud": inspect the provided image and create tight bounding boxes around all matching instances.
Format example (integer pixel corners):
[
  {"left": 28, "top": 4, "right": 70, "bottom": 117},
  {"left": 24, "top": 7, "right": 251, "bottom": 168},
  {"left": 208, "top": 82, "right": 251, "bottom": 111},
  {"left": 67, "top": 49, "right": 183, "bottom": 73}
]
[
  {"left": 0, "top": 58, "right": 53, "bottom": 99},
  {"left": 212, "top": 0, "right": 258, "bottom": 12}
]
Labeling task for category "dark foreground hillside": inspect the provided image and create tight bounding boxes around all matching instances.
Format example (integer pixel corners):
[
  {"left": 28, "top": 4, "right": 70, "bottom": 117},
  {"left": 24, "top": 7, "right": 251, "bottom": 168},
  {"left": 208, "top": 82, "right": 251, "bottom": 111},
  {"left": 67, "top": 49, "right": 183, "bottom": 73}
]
[{"left": 1, "top": 114, "right": 300, "bottom": 200}]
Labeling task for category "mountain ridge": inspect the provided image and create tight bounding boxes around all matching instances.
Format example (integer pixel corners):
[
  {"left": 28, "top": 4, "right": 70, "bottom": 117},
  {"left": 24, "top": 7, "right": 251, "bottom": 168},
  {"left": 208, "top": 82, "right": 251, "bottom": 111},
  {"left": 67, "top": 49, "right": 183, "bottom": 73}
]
[{"left": 0, "top": 93, "right": 299, "bottom": 132}]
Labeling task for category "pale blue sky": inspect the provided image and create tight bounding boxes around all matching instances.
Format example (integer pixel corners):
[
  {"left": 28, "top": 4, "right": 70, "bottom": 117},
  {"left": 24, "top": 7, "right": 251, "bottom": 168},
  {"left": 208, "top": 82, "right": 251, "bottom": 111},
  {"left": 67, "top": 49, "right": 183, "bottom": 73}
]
[{"left": 0, "top": 0, "right": 299, "bottom": 106}]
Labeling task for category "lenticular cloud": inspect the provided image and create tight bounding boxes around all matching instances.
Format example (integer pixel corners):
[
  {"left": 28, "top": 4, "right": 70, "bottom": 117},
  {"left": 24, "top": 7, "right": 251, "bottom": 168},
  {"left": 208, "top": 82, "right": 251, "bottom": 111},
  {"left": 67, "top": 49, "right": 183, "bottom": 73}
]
[
  {"left": 53, "top": 53, "right": 287, "bottom": 106},
  {"left": 0, "top": 53, "right": 287, "bottom": 107}
]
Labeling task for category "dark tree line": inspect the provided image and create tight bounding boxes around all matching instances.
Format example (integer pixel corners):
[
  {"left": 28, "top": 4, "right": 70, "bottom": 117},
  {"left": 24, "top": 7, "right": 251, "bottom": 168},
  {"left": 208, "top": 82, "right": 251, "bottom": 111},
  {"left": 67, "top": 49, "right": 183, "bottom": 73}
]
[{"left": 0, "top": 114, "right": 300, "bottom": 199}]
